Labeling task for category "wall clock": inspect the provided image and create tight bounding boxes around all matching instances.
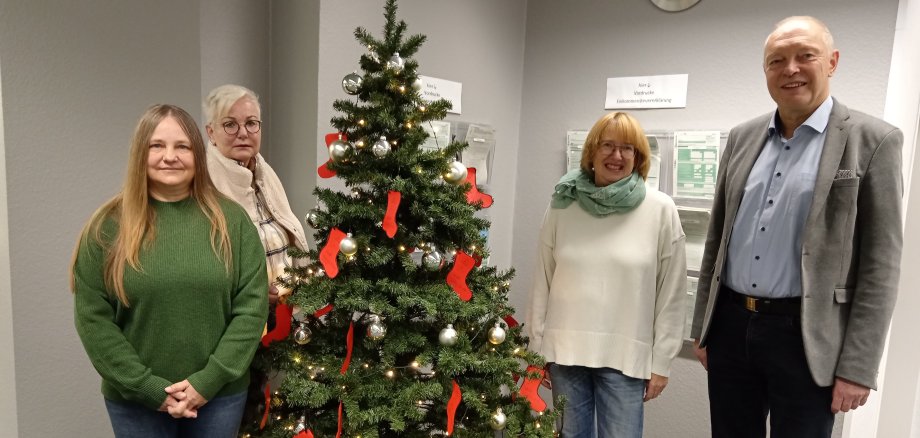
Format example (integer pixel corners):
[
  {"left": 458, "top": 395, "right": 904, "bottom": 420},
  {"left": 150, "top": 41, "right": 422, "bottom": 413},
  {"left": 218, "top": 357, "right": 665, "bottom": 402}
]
[{"left": 650, "top": 0, "right": 700, "bottom": 12}]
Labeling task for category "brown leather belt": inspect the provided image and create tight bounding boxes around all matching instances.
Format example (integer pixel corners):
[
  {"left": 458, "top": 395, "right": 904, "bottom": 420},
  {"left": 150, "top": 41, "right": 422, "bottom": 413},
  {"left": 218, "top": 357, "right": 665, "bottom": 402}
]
[{"left": 723, "top": 286, "right": 801, "bottom": 316}]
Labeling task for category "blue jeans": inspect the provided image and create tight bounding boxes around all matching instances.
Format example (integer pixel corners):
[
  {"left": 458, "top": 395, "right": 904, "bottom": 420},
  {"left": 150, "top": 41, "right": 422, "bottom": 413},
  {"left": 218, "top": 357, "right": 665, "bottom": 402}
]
[
  {"left": 706, "top": 292, "right": 833, "bottom": 438},
  {"left": 105, "top": 391, "right": 247, "bottom": 438},
  {"left": 550, "top": 363, "right": 645, "bottom": 438}
]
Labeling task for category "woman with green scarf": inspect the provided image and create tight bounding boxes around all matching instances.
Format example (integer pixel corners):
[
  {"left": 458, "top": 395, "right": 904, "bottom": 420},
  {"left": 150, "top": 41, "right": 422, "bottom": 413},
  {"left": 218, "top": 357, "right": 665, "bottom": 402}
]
[{"left": 526, "top": 112, "right": 687, "bottom": 438}]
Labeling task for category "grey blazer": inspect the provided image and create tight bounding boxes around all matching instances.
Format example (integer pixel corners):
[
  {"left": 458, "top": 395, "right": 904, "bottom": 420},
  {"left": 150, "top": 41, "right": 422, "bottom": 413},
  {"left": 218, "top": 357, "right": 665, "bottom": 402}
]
[{"left": 691, "top": 99, "right": 903, "bottom": 389}]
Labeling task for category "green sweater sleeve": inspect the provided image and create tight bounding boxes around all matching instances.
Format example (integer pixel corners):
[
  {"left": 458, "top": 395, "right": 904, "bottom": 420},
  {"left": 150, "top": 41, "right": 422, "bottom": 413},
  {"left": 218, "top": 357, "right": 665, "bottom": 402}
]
[
  {"left": 72, "top": 232, "right": 173, "bottom": 410},
  {"left": 186, "top": 209, "right": 269, "bottom": 400}
]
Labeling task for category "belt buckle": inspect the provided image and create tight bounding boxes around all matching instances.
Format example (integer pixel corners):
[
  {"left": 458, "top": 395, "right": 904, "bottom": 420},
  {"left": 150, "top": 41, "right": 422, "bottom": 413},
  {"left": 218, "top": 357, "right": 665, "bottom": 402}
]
[{"left": 745, "top": 296, "right": 758, "bottom": 312}]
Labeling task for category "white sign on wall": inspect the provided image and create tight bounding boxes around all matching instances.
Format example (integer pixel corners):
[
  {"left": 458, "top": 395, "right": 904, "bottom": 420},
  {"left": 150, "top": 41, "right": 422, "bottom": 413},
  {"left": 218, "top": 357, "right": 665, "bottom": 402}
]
[
  {"left": 604, "top": 74, "right": 688, "bottom": 109},
  {"left": 419, "top": 75, "right": 462, "bottom": 114}
]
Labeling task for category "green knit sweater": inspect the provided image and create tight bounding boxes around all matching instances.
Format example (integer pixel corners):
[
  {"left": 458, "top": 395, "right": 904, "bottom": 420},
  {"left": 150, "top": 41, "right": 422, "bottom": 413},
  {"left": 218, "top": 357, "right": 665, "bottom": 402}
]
[{"left": 73, "top": 197, "right": 268, "bottom": 410}]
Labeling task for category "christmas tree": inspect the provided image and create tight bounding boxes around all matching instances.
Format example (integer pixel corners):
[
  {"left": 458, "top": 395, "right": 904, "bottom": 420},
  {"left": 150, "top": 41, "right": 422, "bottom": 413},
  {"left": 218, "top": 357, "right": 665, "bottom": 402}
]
[{"left": 249, "top": 1, "right": 559, "bottom": 436}]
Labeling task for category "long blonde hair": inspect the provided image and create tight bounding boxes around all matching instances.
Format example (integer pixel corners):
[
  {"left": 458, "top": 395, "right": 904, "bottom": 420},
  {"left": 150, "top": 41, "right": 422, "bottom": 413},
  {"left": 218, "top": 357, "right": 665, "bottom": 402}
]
[{"left": 69, "top": 104, "right": 232, "bottom": 306}]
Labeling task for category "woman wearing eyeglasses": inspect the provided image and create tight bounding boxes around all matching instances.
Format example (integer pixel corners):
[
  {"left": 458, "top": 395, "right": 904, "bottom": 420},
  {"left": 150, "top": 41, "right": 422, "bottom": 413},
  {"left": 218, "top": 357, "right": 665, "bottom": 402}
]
[
  {"left": 526, "top": 112, "right": 687, "bottom": 438},
  {"left": 203, "top": 85, "right": 310, "bottom": 428},
  {"left": 204, "top": 84, "right": 309, "bottom": 305}
]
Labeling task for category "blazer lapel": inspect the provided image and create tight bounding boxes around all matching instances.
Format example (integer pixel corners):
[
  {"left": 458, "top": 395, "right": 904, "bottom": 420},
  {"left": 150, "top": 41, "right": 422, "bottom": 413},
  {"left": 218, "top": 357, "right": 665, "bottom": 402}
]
[{"left": 803, "top": 100, "right": 850, "bottom": 237}]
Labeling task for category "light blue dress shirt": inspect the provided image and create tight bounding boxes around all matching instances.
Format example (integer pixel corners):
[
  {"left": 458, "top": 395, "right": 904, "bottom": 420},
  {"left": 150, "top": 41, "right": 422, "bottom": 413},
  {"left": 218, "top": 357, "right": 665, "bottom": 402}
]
[{"left": 724, "top": 97, "right": 834, "bottom": 298}]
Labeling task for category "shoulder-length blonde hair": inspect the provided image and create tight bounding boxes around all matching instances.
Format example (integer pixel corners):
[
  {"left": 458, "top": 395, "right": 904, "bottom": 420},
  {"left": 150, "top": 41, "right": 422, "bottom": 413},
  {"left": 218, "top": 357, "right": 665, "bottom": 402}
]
[
  {"left": 69, "top": 104, "right": 232, "bottom": 306},
  {"left": 580, "top": 112, "right": 651, "bottom": 181}
]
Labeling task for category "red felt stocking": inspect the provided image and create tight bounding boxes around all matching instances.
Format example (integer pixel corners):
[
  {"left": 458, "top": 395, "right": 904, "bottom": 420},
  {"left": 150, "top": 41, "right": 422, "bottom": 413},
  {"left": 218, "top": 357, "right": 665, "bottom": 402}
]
[
  {"left": 340, "top": 322, "right": 354, "bottom": 375},
  {"left": 318, "top": 133, "right": 347, "bottom": 179},
  {"left": 259, "top": 382, "right": 271, "bottom": 429},
  {"left": 446, "top": 251, "right": 475, "bottom": 301},
  {"left": 382, "top": 191, "right": 401, "bottom": 238},
  {"left": 464, "top": 168, "right": 493, "bottom": 208},
  {"left": 518, "top": 365, "right": 547, "bottom": 411},
  {"left": 260, "top": 302, "right": 293, "bottom": 347},
  {"left": 319, "top": 228, "right": 347, "bottom": 278},
  {"left": 446, "top": 380, "right": 462, "bottom": 435}
]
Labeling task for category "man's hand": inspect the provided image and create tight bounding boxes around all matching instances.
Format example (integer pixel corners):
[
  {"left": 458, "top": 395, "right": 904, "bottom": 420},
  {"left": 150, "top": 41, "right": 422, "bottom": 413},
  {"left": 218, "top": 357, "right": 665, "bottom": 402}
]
[
  {"left": 831, "top": 377, "right": 870, "bottom": 413},
  {"left": 693, "top": 339, "right": 708, "bottom": 370},
  {"left": 644, "top": 373, "right": 668, "bottom": 401},
  {"left": 268, "top": 284, "right": 280, "bottom": 305}
]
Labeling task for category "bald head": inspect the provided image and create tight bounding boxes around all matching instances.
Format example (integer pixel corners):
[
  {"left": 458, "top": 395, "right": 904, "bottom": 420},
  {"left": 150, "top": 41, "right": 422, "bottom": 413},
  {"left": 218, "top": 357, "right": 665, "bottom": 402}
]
[{"left": 766, "top": 16, "right": 835, "bottom": 54}]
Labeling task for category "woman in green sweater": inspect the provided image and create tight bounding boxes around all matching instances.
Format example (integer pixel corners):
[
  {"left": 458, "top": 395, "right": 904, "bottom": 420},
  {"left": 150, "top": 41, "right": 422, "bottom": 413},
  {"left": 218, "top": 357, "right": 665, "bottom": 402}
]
[{"left": 70, "top": 104, "right": 268, "bottom": 437}]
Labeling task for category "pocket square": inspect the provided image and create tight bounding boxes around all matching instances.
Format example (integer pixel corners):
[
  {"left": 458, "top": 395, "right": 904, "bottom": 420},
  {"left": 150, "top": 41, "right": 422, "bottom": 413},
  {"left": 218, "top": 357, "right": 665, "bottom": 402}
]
[{"left": 835, "top": 169, "right": 856, "bottom": 179}]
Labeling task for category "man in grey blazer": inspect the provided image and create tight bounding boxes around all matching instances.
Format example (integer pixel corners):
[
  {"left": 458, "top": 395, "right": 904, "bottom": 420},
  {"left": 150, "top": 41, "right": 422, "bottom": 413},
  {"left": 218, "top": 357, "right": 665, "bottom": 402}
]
[{"left": 690, "top": 16, "right": 903, "bottom": 438}]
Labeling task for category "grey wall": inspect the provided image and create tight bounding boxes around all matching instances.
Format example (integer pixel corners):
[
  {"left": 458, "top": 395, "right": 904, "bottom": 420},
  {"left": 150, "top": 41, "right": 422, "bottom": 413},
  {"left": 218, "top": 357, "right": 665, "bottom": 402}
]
[
  {"left": 512, "top": 1, "right": 899, "bottom": 437},
  {"left": 199, "top": 0, "right": 272, "bottom": 150},
  {"left": 0, "top": 1, "right": 203, "bottom": 435},
  {"left": 314, "top": 0, "right": 529, "bottom": 269},
  {"left": 0, "top": 52, "right": 18, "bottom": 437},
  {"left": 267, "top": 0, "right": 321, "bottom": 222}
]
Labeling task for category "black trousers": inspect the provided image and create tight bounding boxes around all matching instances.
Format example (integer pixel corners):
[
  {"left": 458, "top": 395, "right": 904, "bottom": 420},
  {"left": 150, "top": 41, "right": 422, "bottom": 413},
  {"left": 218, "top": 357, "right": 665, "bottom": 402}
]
[{"left": 706, "top": 292, "right": 834, "bottom": 438}]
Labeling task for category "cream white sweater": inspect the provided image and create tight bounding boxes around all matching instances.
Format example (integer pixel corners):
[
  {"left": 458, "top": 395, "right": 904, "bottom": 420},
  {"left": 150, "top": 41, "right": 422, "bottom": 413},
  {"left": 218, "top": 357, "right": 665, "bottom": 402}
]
[
  {"left": 206, "top": 145, "right": 309, "bottom": 255},
  {"left": 527, "top": 189, "right": 687, "bottom": 378}
]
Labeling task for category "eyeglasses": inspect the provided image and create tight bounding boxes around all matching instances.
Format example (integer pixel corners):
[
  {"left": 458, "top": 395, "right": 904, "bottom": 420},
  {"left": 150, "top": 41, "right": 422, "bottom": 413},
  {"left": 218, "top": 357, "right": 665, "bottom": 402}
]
[
  {"left": 220, "top": 119, "right": 262, "bottom": 135},
  {"left": 598, "top": 143, "right": 635, "bottom": 158}
]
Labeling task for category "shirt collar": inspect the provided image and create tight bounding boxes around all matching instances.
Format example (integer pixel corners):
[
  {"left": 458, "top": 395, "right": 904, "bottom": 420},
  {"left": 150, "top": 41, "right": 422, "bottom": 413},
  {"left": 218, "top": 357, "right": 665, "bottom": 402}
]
[{"left": 767, "top": 95, "right": 834, "bottom": 138}]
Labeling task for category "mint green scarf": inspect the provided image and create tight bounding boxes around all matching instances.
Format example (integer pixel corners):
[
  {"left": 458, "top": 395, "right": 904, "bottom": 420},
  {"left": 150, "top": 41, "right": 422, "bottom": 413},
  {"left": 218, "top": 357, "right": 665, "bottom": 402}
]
[{"left": 551, "top": 169, "right": 646, "bottom": 216}]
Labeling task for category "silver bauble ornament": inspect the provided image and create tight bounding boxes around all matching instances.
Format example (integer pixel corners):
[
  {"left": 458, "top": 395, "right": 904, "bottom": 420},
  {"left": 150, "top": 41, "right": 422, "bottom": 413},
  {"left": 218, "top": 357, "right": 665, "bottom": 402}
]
[
  {"left": 293, "top": 324, "right": 312, "bottom": 345},
  {"left": 293, "top": 416, "right": 306, "bottom": 434},
  {"left": 386, "top": 52, "right": 405, "bottom": 72},
  {"left": 372, "top": 136, "right": 390, "bottom": 158},
  {"left": 342, "top": 72, "right": 362, "bottom": 95},
  {"left": 443, "top": 161, "right": 468, "bottom": 184},
  {"left": 488, "top": 322, "right": 506, "bottom": 345},
  {"left": 304, "top": 210, "right": 320, "bottom": 228},
  {"left": 328, "top": 139, "right": 352, "bottom": 163},
  {"left": 422, "top": 251, "right": 444, "bottom": 271},
  {"left": 367, "top": 315, "right": 386, "bottom": 341},
  {"left": 339, "top": 233, "right": 358, "bottom": 256},
  {"left": 439, "top": 324, "right": 459, "bottom": 346},
  {"left": 490, "top": 407, "right": 507, "bottom": 430},
  {"left": 411, "top": 77, "right": 423, "bottom": 92},
  {"left": 315, "top": 267, "right": 326, "bottom": 278}
]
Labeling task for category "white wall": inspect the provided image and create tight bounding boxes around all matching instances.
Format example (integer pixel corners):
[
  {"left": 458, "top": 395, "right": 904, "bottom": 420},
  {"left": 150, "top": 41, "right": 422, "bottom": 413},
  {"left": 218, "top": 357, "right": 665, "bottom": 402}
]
[
  {"left": 314, "top": 0, "right": 529, "bottom": 270},
  {"left": 853, "top": 0, "right": 920, "bottom": 435},
  {"left": 512, "top": 1, "right": 899, "bottom": 437}
]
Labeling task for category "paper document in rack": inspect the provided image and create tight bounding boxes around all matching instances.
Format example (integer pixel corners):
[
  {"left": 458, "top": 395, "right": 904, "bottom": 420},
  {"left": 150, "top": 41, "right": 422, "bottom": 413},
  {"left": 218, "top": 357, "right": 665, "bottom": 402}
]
[
  {"left": 421, "top": 121, "right": 451, "bottom": 152},
  {"left": 673, "top": 131, "right": 720, "bottom": 199},
  {"left": 565, "top": 130, "right": 588, "bottom": 173},
  {"left": 646, "top": 135, "right": 661, "bottom": 190},
  {"left": 461, "top": 124, "right": 494, "bottom": 184},
  {"left": 676, "top": 206, "right": 710, "bottom": 272}
]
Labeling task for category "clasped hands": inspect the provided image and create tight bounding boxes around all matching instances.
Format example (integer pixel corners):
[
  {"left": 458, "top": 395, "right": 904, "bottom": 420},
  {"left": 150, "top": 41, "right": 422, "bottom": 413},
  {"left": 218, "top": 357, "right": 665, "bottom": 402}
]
[{"left": 158, "top": 379, "right": 208, "bottom": 419}]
